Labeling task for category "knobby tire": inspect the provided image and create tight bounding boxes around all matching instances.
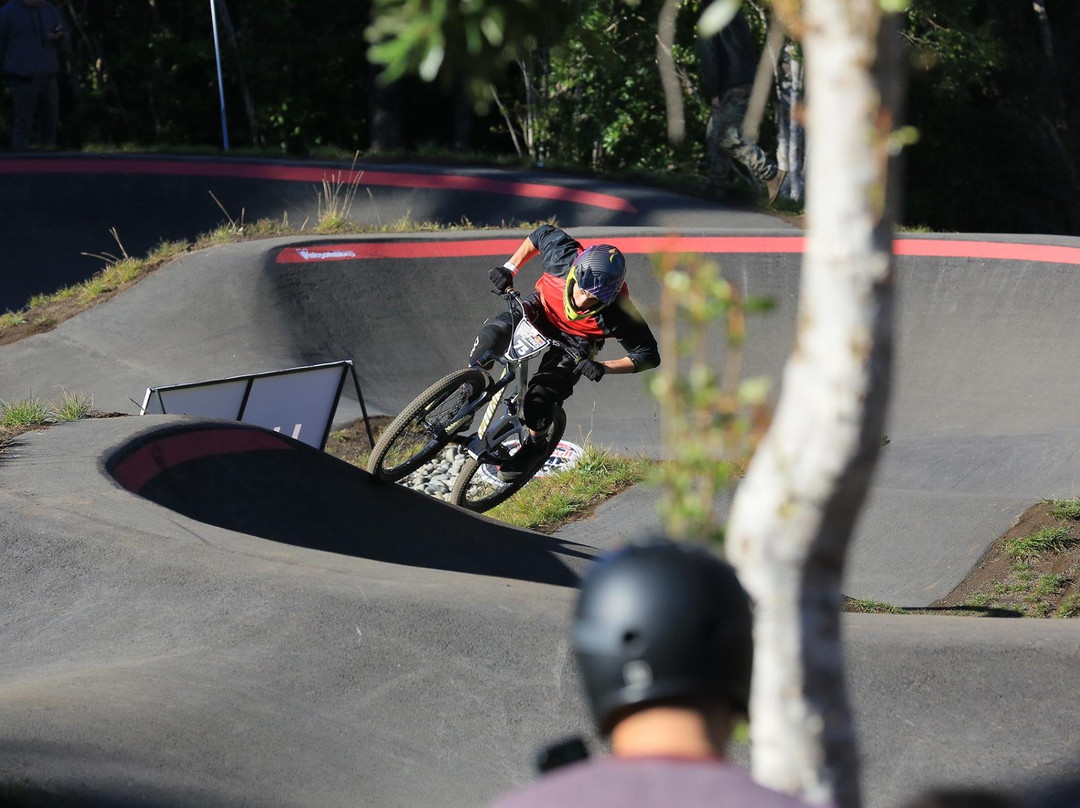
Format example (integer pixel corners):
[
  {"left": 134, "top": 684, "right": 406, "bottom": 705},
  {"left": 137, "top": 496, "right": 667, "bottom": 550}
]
[
  {"left": 450, "top": 405, "right": 566, "bottom": 513},
  {"left": 366, "top": 368, "right": 488, "bottom": 482}
]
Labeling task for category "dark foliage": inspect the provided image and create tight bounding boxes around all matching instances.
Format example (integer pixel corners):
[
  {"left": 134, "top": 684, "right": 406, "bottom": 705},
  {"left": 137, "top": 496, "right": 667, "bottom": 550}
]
[
  {"left": 0, "top": 0, "right": 1076, "bottom": 235},
  {"left": 902, "top": 0, "right": 1080, "bottom": 235}
]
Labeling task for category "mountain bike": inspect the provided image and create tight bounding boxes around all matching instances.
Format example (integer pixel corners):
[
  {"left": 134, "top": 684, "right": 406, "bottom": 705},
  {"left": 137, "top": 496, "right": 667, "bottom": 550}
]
[{"left": 366, "top": 290, "right": 574, "bottom": 512}]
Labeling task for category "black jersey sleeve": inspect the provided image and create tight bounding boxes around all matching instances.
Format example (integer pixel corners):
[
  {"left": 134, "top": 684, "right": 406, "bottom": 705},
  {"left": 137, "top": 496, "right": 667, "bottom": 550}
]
[
  {"left": 606, "top": 294, "right": 661, "bottom": 372},
  {"left": 530, "top": 224, "right": 582, "bottom": 278}
]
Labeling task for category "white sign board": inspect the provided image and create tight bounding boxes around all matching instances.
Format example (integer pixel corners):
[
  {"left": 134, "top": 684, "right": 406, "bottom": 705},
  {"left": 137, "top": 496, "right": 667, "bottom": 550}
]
[{"left": 141, "top": 361, "right": 359, "bottom": 450}]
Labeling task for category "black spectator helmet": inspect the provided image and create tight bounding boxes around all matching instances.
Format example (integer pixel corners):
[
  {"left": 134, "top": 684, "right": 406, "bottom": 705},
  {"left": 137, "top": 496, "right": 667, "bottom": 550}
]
[{"left": 572, "top": 538, "right": 754, "bottom": 736}]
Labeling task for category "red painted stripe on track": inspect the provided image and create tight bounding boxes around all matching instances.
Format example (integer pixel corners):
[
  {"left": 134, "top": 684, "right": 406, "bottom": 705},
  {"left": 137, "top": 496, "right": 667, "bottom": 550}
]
[
  {"left": 0, "top": 157, "right": 637, "bottom": 213},
  {"left": 892, "top": 239, "right": 1080, "bottom": 264},
  {"left": 276, "top": 239, "right": 528, "bottom": 263},
  {"left": 276, "top": 236, "right": 1080, "bottom": 265},
  {"left": 112, "top": 427, "right": 294, "bottom": 494}
]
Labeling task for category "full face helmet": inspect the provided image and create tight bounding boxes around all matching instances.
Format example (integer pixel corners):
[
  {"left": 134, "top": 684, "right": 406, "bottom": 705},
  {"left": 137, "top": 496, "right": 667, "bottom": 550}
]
[
  {"left": 572, "top": 538, "right": 753, "bottom": 736},
  {"left": 564, "top": 244, "right": 626, "bottom": 320}
]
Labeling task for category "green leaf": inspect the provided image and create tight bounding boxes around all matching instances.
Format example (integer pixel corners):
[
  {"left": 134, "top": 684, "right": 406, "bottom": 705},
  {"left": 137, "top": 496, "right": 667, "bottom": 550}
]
[
  {"left": 698, "top": 0, "right": 742, "bottom": 38},
  {"left": 738, "top": 376, "right": 772, "bottom": 405},
  {"left": 880, "top": 0, "right": 911, "bottom": 12},
  {"left": 419, "top": 42, "right": 445, "bottom": 81}
]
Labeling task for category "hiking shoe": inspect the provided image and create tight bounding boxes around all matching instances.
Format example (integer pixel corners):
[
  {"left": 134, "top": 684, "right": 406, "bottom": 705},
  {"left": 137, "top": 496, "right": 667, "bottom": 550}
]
[
  {"left": 497, "top": 434, "right": 552, "bottom": 483},
  {"left": 765, "top": 169, "right": 787, "bottom": 206}
]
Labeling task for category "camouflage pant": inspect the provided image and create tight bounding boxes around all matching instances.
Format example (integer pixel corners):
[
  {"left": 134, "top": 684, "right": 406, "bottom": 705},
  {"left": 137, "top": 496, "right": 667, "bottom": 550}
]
[{"left": 706, "top": 85, "right": 777, "bottom": 190}]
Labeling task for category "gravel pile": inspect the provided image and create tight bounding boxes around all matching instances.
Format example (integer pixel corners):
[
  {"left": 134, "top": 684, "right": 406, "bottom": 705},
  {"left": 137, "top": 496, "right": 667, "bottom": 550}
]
[{"left": 399, "top": 445, "right": 470, "bottom": 502}]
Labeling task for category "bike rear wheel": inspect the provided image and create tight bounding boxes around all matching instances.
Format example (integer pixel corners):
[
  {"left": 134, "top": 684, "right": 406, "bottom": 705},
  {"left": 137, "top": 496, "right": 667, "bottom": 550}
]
[
  {"left": 366, "top": 368, "right": 488, "bottom": 482},
  {"left": 450, "top": 406, "right": 566, "bottom": 513}
]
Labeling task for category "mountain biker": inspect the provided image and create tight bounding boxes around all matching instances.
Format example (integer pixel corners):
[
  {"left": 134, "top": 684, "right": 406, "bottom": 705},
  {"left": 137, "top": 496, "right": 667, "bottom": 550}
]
[
  {"left": 491, "top": 538, "right": 814, "bottom": 808},
  {"left": 470, "top": 224, "right": 660, "bottom": 482}
]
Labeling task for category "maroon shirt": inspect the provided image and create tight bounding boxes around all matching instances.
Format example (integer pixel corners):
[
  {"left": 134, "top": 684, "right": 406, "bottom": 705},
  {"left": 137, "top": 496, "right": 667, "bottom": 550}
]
[{"left": 491, "top": 756, "right": 817, "bottom": 808}]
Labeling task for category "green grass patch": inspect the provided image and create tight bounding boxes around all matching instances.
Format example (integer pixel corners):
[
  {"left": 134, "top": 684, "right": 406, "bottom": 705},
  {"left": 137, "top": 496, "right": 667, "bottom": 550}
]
[
  {"left": 1005, "top": 526, "right": 1077, "bottom": 560},
  {"left": 486, "top": 445, "right": 651, "bottom": 532},
  {"left": 1, "top": 398, "right": 50, "bottom": 427},
  {"left": 1011, "top": 561, "right": 1036, "bottom": 582},
  {"left": 1035, "top": 573, "right": 1069, "bottom": 597},
  {"left": 1026, "top": 600, "right": 1052, "bottom": 618},
  {"left": 1, "top": 393, "right": 95, "bottom": 430},
  {"left": 1049, "top": 497, "right": 1080, "bottom": 521},
  {"left": 1057, "top": 594, "right": 1080, "bottom": 618},
  {"left": 843, "top": 597, "right": 904, "bottom": 614},
  {"left": 50, "top": 391, "right": 95, "bottom": 423},
  {"left": 0, "top": 312, "right": 28, "bottom": 328}
]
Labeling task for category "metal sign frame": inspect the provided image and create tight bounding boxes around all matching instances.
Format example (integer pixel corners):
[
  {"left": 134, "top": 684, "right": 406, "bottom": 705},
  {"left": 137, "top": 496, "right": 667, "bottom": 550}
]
[{"left": 140, "top": 359, "right": 374, "bottom": 451}]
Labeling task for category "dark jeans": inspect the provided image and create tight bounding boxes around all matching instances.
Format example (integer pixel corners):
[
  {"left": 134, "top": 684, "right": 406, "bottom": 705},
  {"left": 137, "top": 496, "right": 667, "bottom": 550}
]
[
  {"left": 469, "top": 302, "right": 585, "bottom": 432},
  {"left": 10, "top": 75, "right": 59, "bottom": 149}
]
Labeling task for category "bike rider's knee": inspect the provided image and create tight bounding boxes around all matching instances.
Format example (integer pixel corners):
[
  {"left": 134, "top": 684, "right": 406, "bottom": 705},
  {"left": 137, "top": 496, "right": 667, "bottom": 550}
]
[{"left": 469, "top": 314, "right": 514, "bottom": 368}]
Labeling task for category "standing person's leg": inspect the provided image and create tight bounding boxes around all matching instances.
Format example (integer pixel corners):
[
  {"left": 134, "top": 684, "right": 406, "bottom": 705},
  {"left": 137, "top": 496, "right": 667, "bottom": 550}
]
[
  {"left": 705, "top": 102, "right": 734, "bottom": 196},
  {"left": 38, "top": 77, "right": 59, "bottom": 148},
  {"left": 715, "top": 85, "right": 780, "bottom": 188},
  {"left": 10, "top": 79, "right": 38, "bottom": 150}
]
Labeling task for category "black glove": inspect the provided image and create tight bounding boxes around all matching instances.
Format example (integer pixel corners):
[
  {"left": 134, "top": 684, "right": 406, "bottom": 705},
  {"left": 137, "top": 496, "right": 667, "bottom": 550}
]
[
  {"left": 489, "top": 265, "right": 514, "bottom": 293},
  {"left": 576, "top": 359, "right": 606, "bottom": 382}
]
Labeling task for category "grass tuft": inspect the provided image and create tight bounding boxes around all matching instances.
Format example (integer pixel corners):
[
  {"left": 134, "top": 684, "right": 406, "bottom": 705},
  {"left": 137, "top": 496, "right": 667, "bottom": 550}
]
[
  {"left": 962, "top": 593, "right": 993, "bottom": 609},
  {"left": 315, "top": 153, "right": 364, "bottom": 232},
  {"left": 842, "top": 598, "right": 904, "bottom": 614},
  {"left": 1, "top": 392, "right": 95, "bottom": 430},
  {"left": 1049, "top": 497, "right": 1080, "bottom": 521},
  {"left": 1057, "top": 594, "right": 1080, "bottom": 618},
  {"left": 1035, "top": 573, "right": 1069, "bottom": 597},
  {"left": 50, "top": 391, "right": 95, "bottom": 422},
  {"left": 1026, "top": 600, "right": 1052, "bottom": 618},
  {"left": 1, "top": 398, "right": 50, "bottom": 427},
  {"left": 0, "top": 312, "right": 28, "bottom": 328},
  {"left": 1005, "top": 526, "right": 1077, "bottom": 560}
]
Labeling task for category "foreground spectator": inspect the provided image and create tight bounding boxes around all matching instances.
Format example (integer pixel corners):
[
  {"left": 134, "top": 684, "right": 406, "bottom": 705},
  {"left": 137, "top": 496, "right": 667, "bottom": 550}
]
[{"left": 492, "top": 538, "right": 814, "bottom": 808}]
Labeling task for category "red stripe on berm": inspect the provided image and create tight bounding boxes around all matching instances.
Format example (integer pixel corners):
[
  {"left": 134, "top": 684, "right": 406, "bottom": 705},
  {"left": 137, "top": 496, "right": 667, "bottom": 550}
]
[
  {"left": 276, "top": 236, "right": 1080, "bottom": 265},
  {"left": 0, "top": 158, "right": 637, "bottom": 213},
  {"left": 111, "top": 427, "right": 295, "bottom": 494}
]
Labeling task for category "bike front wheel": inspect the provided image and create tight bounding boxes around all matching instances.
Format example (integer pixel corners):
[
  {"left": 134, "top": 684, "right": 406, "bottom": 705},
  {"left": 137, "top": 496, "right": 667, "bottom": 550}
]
[
  {"left": 450, "top": 406, "right": 566, "bottom": 513},
  {"left": 366, "top": 368, "right": 489, "bottom": 482}
]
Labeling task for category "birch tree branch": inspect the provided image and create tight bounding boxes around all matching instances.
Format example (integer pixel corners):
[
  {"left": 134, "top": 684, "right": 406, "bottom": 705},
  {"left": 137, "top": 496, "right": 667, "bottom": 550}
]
[{"left": 657, "top": 0, "right": 685, "bottom": 144}]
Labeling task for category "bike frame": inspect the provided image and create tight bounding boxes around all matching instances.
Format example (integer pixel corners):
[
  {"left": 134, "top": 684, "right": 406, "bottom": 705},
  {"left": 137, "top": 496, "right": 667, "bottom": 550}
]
[{"left": 455, "top": 293, "right": 559, "bottom": 463}]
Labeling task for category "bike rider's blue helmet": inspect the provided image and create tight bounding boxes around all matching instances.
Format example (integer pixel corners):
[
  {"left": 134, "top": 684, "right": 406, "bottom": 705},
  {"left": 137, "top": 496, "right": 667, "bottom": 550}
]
[{"left": 564, "top": 244, "right": 626, "bottom": 321}]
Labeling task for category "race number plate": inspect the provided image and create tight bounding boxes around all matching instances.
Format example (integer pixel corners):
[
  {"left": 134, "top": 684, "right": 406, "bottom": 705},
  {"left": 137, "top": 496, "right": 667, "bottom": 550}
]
[{"left": 509, "top": 318, "right": 550, "bottom": 360}]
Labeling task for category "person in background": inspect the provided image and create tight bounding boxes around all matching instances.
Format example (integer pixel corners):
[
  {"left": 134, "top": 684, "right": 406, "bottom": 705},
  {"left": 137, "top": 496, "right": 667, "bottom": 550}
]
[
  {"left": 0, "top": 0, "right": 68, "bottom": 149},
  {"left": 699, "top": 9, "right": 784, "bottom": 204},
  {"left": 490, "top": 538, "right": 814, "bottom": 808}
]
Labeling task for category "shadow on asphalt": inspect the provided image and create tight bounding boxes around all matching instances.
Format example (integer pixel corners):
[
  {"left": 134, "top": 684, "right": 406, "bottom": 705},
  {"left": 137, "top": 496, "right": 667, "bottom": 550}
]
[
  {"left": 0, "top": 779, "right": 213, "bottom": 808},
  {"left": 106, "top": 422, "right": 593, "bottom": 588}
]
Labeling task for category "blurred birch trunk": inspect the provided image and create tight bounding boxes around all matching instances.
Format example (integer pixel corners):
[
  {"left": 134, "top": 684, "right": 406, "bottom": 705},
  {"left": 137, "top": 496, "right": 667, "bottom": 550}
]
[
  {"left": 776, "top": 40, "right": 805, "bottom": 203},
  {"left": 725, "top": 1, "right": 907, "bottom": 806}
]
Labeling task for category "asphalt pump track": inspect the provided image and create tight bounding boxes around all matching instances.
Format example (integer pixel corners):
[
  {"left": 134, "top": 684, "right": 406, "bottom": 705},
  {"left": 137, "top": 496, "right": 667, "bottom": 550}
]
[{"left": 1, "top": 157, "right": 1079, "bottom": 807}]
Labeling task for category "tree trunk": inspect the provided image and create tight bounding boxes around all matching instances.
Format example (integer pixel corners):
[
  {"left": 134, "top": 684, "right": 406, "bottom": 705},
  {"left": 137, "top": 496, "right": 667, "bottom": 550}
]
[
  {"left": 776, "top": 41, "right": 805, "bottom": 203},
  {"left": 724, "top": 3, "right": 906, "bottom": 806}
]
